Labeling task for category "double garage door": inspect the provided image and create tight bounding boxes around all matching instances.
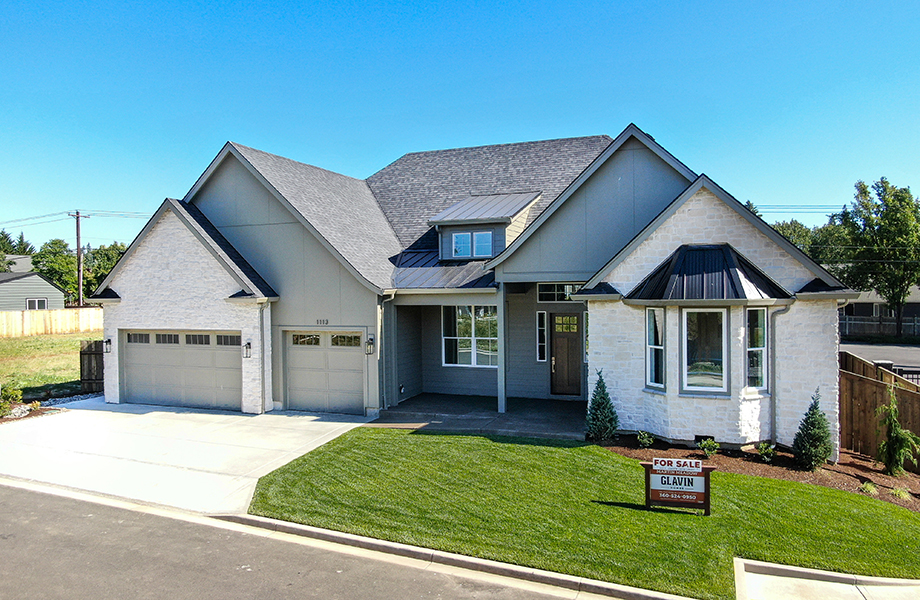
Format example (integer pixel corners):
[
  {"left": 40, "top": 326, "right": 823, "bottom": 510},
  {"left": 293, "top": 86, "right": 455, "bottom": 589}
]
[
  {"left": 122, "top": 330, "right": 242, "bottom": 410},
  {"left": 285, "top": 330, "right": 365, "bottom": 415}
]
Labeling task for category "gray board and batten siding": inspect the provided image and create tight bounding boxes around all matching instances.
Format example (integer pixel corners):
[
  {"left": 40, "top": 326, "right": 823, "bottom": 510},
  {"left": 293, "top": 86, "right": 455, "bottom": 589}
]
[
  {"left": 187, "top": 153, "right": 381, "bottom": 411},
  {"left": 0, "top": 273, "right": 66, "bottom": 311},
  {"left": 494, "top": 136, "right": 693, "bottom": 283}
]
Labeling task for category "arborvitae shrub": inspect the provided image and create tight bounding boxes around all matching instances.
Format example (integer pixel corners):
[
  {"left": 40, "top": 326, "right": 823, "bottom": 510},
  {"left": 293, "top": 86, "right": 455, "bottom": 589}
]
[
  {"left": 877, "top": 387, "right": 920, "bottom": 476},
  {"left": 792, "top": 388, "right": 833, "bottom": 471},
  {"left": 586, "top": 370, "right": 619, "bottom": 442}
]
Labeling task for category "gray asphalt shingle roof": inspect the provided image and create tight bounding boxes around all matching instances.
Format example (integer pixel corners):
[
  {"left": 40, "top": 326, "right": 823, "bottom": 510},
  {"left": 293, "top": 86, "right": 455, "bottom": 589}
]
[
  {"left": 366, "top": 135, "right": 613, "bottom": 250},
  {"left": 230, "top": 143, "right": 403, "bottom": 290}
]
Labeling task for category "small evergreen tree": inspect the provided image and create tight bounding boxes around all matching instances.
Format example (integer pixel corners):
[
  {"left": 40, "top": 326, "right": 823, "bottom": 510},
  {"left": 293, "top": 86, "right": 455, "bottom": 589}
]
[
  {"left": 877, "top": 387, "right": 920, "bottom": 476},
  {"left": 586, "top": 370, "right": 619, "bottom": 442},
  {"left": 792, "top": 388, "right": 833, "bottom": 471}
]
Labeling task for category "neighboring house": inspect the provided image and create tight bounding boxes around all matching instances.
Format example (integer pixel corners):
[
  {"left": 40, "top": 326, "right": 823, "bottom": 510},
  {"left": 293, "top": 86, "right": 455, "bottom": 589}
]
[
  {"left": 92, "top": 124, "right": 856, "bottom": 451},
  {"left": 0, "top": 272, "right": 66, "bottom": 311},
  {"left": 840, "top": 287, "right": 920, "bottom": 319},
  {"left": 6, "top": 255, "right": 34, "bottom": 273}
]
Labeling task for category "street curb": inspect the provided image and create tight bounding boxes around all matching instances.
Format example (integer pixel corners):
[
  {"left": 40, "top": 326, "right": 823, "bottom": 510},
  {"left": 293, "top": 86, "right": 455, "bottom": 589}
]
[
  {"left": 734, "top": 557, "right": 920, "bottom": 588},
  {"left": 214, "top": 514, "right": 693, "bottom": 600}
]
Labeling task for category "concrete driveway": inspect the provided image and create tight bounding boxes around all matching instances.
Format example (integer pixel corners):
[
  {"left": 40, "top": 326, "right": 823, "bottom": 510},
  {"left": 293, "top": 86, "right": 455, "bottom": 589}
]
[{"left": 0, "top": 397, "right": 370, "bottom": 514}]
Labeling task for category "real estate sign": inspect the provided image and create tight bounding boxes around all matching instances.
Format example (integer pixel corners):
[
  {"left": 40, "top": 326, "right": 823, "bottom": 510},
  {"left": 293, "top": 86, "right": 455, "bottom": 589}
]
[{"left": 641, "top": 457, "right": 715, "bottom": 515}]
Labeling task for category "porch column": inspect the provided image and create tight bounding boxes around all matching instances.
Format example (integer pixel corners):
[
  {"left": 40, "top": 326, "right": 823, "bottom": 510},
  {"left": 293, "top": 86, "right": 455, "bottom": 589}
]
[{"left": 497, "top": 284, "right": 507, "bottom": 413}]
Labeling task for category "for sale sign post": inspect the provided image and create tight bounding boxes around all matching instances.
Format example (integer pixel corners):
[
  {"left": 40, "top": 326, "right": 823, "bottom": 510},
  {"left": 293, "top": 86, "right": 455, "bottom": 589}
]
[{"left": 641, "top": 457, "right": 716, "bottom": 515}]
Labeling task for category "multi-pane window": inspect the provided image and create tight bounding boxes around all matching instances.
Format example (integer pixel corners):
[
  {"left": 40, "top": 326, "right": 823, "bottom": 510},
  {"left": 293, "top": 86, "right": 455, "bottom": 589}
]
[
  {"left": 185, "top": 334, "right": 210, "bottom": 345},
  {"left": 331, "top": 334, "right": 361, "bottom": 347},
  {"left": 473, "top": 232, "right": 492, "bottom": 257},
  {"left": 537, "top": 283, "right": 581, "bottom": 302},
  {"left": 452, "top": 233, "right": 472, "bottom": 258},
  {"left": 26, "top": 298, "right": 47, "bottom": 310},
  {"left": 747, "top": 308, "right": 767, "bottom": 389},
  {"left": 156, "top": 333, "right": 179, "bottom": 344},
  {"left": 683, "top": 309, "right": 726, "bottom": 392},
  {"left": 646, "top": 308, "right": 665, "bottom": 388},
  {"left": 127, "top": 333, "right": 149, "bottom": 344},
  {"left": 217, "top": 335, "right": 242, "bottom": 346},
  {"left": 443, "top": 305, "right": 497, "bottom": 367},
  {"left": 536, "top": 311, "right": 547, "bottom": 361},
  {"left": 292, "top": 334, "right": 320, "bottom": 346}
]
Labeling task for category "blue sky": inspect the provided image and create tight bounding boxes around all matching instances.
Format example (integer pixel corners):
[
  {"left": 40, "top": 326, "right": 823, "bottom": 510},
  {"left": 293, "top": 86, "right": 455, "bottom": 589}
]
[{"left": 1, "top": 0, "right": 918, "bottom": 249}]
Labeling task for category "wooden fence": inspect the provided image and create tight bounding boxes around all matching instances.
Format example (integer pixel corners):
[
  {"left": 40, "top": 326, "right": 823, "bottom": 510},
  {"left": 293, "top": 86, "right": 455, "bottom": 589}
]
[
  {"left": 839, "top": 351, "right": 920, "bottom": 474},
  {"left": 79, "top": 340, "right": 105, "bottom": 394},
  {"left": 0, "top": 307, "right": 103, "bottom": 338}
]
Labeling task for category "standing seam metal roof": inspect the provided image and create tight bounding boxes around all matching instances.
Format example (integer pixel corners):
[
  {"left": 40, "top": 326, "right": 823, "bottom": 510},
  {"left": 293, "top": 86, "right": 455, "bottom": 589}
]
[{"left": 427, "top": 192, "right": 541, "bottom": 225}]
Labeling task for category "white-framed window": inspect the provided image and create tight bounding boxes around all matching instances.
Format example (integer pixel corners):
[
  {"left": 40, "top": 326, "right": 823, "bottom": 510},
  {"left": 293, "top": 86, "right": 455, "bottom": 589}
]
[
  {"left": 537, "top": 283, "right": 582, "bottom": 303},
  {"left": 442, "top": 305, "right": 498, "bottom": 367},
  {"left": 683, "top": 308, "right": 727, "bottom": 392},
  {"left": 186, "top": 334, "right": 210, "bottom": 345},
  {"left": 127, "top": 333, "right": 149, "bottom": 344},
  {"left": 452, "top": 232, "right": 472, "bottom": 257},
  {"left": 583, "top": 311, "right": 589, "bottom": 363},
  {"left": 746, "top": 308, "right": 767, "bottom": 389},
  {"left": 156, "top": 333, "right": 179, "bottom": 344},
  {"left": 473, "top": 231, "right": 493, "bottom": 257},
  {"left": 536, "top": 311, "right": 547, "bottom": 362},
  {"left": 646, "top": 308, "right": 665, "bottom": 388},
  {"left": 217, "top": 334, "right": 242, "bottom": 346},
  {"left": 452, "top": 231, "right": 493, "bottom": 258},
  {"left": 26, "top": 298, "right": 47, "bottom": 310}
]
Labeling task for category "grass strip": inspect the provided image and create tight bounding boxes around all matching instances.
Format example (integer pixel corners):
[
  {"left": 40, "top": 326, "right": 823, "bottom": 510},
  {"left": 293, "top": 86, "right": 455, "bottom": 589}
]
[{"left": 251, "top": 428, "right": 920, "bottom": 600}]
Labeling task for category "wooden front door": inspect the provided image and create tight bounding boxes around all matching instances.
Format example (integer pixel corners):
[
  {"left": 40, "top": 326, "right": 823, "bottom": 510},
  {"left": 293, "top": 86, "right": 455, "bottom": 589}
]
[{"left": 551, "top": 313, "right": 582, "bottom": 396}]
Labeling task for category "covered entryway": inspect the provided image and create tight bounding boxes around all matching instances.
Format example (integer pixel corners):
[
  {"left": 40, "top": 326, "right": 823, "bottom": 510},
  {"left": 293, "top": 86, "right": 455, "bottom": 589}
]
[
  {"left": 285, "top": 330, "right": 365, "bottom": 414},
  {"left": 122, "top": 330, "right": 242, "bottom": 410}
]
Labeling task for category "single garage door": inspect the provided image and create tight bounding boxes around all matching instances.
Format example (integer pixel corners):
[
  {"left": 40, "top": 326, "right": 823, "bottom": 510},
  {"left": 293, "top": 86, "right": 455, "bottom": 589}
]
[
  {"left": 123, "top": 330, "right": 242, "bottom": 410},
  {"left": 286, "top": 331, "right": 365, "bottom": 414}
]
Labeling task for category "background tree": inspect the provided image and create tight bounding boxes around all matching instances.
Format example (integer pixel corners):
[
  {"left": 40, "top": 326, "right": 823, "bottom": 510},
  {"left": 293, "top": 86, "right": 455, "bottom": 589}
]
[
  {"left": 744, "top": 200, "right": 761, "bottom": 217},
  {"left": 84, "top": 241, "right": 127, "bottom": 297},
  {"left": 0, "top": 230, "right": 14, "bottom": 254},
  {"left": 32, "top": 239, "right": 78, "bottom": 303},
  {"left": 835, "top": 178, "right": 920, "bottom": 336},
  {"left": 773, "top": 219, "right": 813, "bottom": 251},
  {"left": 13, "top": 232, "right": 35, "bottom": 255},
  {"left": 0, "top": 253, "right": 12, "bottom": 273}
]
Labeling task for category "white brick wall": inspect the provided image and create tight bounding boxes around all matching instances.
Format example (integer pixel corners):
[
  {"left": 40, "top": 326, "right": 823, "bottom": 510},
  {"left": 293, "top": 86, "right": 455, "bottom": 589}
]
[
  {"left": 102, "top": 210, "right": 272, "bottom": 413},
  {"left": 588, "top": 188, "right": 840, "bottom": 454}
]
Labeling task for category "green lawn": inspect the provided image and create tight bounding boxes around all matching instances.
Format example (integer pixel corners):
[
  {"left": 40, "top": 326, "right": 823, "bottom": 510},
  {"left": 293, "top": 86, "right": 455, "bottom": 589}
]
[
  {"left": 0, "top": 333, "right": 100, "bottom": 399},
  {"left": 250, "top": 428, "right": 920, "bottom": 600}
]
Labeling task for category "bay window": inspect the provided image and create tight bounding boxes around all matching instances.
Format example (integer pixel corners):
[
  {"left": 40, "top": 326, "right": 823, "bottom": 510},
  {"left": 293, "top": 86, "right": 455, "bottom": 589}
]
[{"left": 683, "top": 309, "right": 726, "bottom": 392}]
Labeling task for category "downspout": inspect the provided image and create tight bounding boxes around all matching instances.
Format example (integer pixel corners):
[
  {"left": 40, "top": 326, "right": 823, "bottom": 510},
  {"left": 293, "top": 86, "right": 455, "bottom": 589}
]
[
  {"left": 770, "top": 304, "right": 792, "bottom": 445},
  {"left": 381, "top": 290, "right": 396, "bottom": 409},
  {"left": 258, "top": 300, "right": 267, "bottom": 412}
]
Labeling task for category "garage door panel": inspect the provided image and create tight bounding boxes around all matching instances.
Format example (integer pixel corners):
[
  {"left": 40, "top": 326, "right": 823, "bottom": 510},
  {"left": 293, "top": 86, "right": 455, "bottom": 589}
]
[
  {"left": 285, "top": 331, "right": 365, "bottom": 415},
  {"left": 123, "top": 331, "right": 242, "bottom": 410}
]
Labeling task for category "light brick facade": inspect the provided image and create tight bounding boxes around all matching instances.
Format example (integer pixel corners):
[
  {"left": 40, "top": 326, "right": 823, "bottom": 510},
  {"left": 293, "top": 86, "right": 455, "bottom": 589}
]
[
  {"left": 101, "top": 210, "right": 272, "bottom": 413},
  {"left": 588, "top": 188, "right": 840, "bottom": 455}
]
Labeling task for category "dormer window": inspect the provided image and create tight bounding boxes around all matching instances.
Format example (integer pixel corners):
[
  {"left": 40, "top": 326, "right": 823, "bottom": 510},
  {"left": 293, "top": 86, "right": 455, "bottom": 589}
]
[{"left": 452, "top": 231, "right": 493, "bottom": 258}]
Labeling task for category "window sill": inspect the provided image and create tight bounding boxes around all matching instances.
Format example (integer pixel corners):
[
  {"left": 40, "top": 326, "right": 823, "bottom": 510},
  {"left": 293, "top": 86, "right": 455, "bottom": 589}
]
[
  {"left": 678, "top": 391, "right": 731, "bottom": 400},
  {"left": 441, "top": 364, "right": 498, "bottom": 369},
  {"left": 643, "top": 387, "right": 667, "bottom": 396},
  {"left": 741, "top": 390, "right": 770, "bottom": 400}
]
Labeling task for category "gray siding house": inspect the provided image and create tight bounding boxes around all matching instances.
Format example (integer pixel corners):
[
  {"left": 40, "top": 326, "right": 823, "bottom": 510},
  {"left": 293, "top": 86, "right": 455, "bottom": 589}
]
[
  {"left": 0, "top": 272, "right": 66, "bottom": 311},
  {"left": 94, "top": 124, "right": 856, "bottom": 450}
]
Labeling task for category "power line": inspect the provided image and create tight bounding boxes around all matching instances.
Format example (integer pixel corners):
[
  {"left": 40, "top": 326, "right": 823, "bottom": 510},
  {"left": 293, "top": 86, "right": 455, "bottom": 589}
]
[{"left": 0, "top": 210, "right": 149, "bottom": 228}]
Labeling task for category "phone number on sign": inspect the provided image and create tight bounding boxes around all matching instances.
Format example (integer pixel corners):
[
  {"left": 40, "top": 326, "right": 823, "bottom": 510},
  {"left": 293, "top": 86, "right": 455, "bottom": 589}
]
[{"left": 657, "top": 492, "right": 699, "bottom": 500}]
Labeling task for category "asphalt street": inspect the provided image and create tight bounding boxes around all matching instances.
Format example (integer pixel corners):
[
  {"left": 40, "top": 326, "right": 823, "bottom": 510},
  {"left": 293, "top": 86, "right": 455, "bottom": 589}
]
[
  {"left": 0, "top": 483, "right": 584, "bottom": 600},
  {"left": 840, "top": 342, "right": 920, "bottom": 368}
]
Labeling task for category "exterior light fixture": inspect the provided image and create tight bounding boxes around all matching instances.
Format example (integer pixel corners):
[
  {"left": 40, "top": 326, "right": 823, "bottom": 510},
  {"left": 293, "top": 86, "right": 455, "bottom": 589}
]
[
  {"left": 365, "top": 334, "right": 375, "bottom": 355},
  {"left": 243, "top": 342, "right": 252, "bottom": 359},
  {"left": 104, "top": 339, "right": 112, "bottom": 353}
]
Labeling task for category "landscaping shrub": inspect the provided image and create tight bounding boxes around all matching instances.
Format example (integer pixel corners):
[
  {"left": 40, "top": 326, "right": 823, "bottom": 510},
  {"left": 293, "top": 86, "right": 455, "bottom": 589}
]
[
  {"left": 697, "top": 437, "right": 719, "bottom": 458},
  {"left": 858, "top": 481, "right": 878, "bottom": 496},
  {"left": 1, "top": 385, "right": 22, "bottom": 404},
  {"left": 585, "top": 370, "right": 618, "bottom": 442},
  {"left": 757, "top": 442, "right": 775, "bottom": 463},
  {"left": 636, "top": 430, "right": 655, "bottom": 448},
  {"left": 792, "top": 388, "right": 833, "bottom": 471},
  {"left": 876, "top": 387, "right": 920, "bottom": 476}
]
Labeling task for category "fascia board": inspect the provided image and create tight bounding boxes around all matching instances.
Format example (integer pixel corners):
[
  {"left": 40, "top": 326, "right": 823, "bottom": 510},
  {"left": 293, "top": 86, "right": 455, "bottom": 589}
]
[
  {"left": 796, "top": 291, "right": 861, "bottom": 300},
  {"left": 390, "top": 287, "right": 498, "bottom": 295},
  {"left": 428, "top": 217, "right": 513, "bottom": 227},
  {"left": 195, "top": 144, "right": 383, "bottom": 295},
  {"left": 621, "top": 298, "right": 795, "bottom": 307},
  {"left": 485, "top": 123, "right": 698, "bottom": 270}
]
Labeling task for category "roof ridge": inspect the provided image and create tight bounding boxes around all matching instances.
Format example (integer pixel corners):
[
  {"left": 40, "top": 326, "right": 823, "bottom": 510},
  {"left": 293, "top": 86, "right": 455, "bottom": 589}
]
[
  {"left": 393, "top": 134, "right": 613, "bottom": 159},
  {"left": 228, "top": 142, "right": 367, "bottom": 184}
]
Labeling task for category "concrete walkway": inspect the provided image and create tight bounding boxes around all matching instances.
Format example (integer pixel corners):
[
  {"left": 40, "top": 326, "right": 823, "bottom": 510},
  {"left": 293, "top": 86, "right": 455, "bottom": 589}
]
[{"left": 0, "top": 396, "right": 370, "bottom": 513}]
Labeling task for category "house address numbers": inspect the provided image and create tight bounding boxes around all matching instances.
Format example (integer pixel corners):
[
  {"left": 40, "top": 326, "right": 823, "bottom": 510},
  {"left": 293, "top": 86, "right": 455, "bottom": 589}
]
[{"left": 316, "top": 319, "right": 329, "bottom": 325}]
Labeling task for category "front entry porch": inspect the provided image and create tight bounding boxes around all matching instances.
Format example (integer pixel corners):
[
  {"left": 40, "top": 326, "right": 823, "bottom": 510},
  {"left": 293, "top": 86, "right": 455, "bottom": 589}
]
[{"left": 372, "top": 393, "right": 587, "bottom": 440}]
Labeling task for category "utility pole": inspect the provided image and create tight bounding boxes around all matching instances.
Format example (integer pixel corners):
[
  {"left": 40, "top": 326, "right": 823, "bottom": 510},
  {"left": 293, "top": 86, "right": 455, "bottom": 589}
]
[{"left": 68, "top": 210, "right": 89, "bottom": 306}]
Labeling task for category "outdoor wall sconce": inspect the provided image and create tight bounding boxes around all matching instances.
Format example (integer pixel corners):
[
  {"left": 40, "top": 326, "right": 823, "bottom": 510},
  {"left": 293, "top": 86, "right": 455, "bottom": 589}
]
[
  {"left": 104, "top": 339, "right": 112, "bottom": 353},
  {"left": 242, "top": 342, "right": 252, "bottom": 359},
  {"left": 365, "top": 334, "right": 375, "bottom": 355}
]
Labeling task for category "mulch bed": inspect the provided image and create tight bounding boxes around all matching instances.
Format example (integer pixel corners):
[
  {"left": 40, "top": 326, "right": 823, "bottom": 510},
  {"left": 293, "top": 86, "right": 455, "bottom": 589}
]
[{"left": 605, "top": 434, "right": 920, "bottom": 513}]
